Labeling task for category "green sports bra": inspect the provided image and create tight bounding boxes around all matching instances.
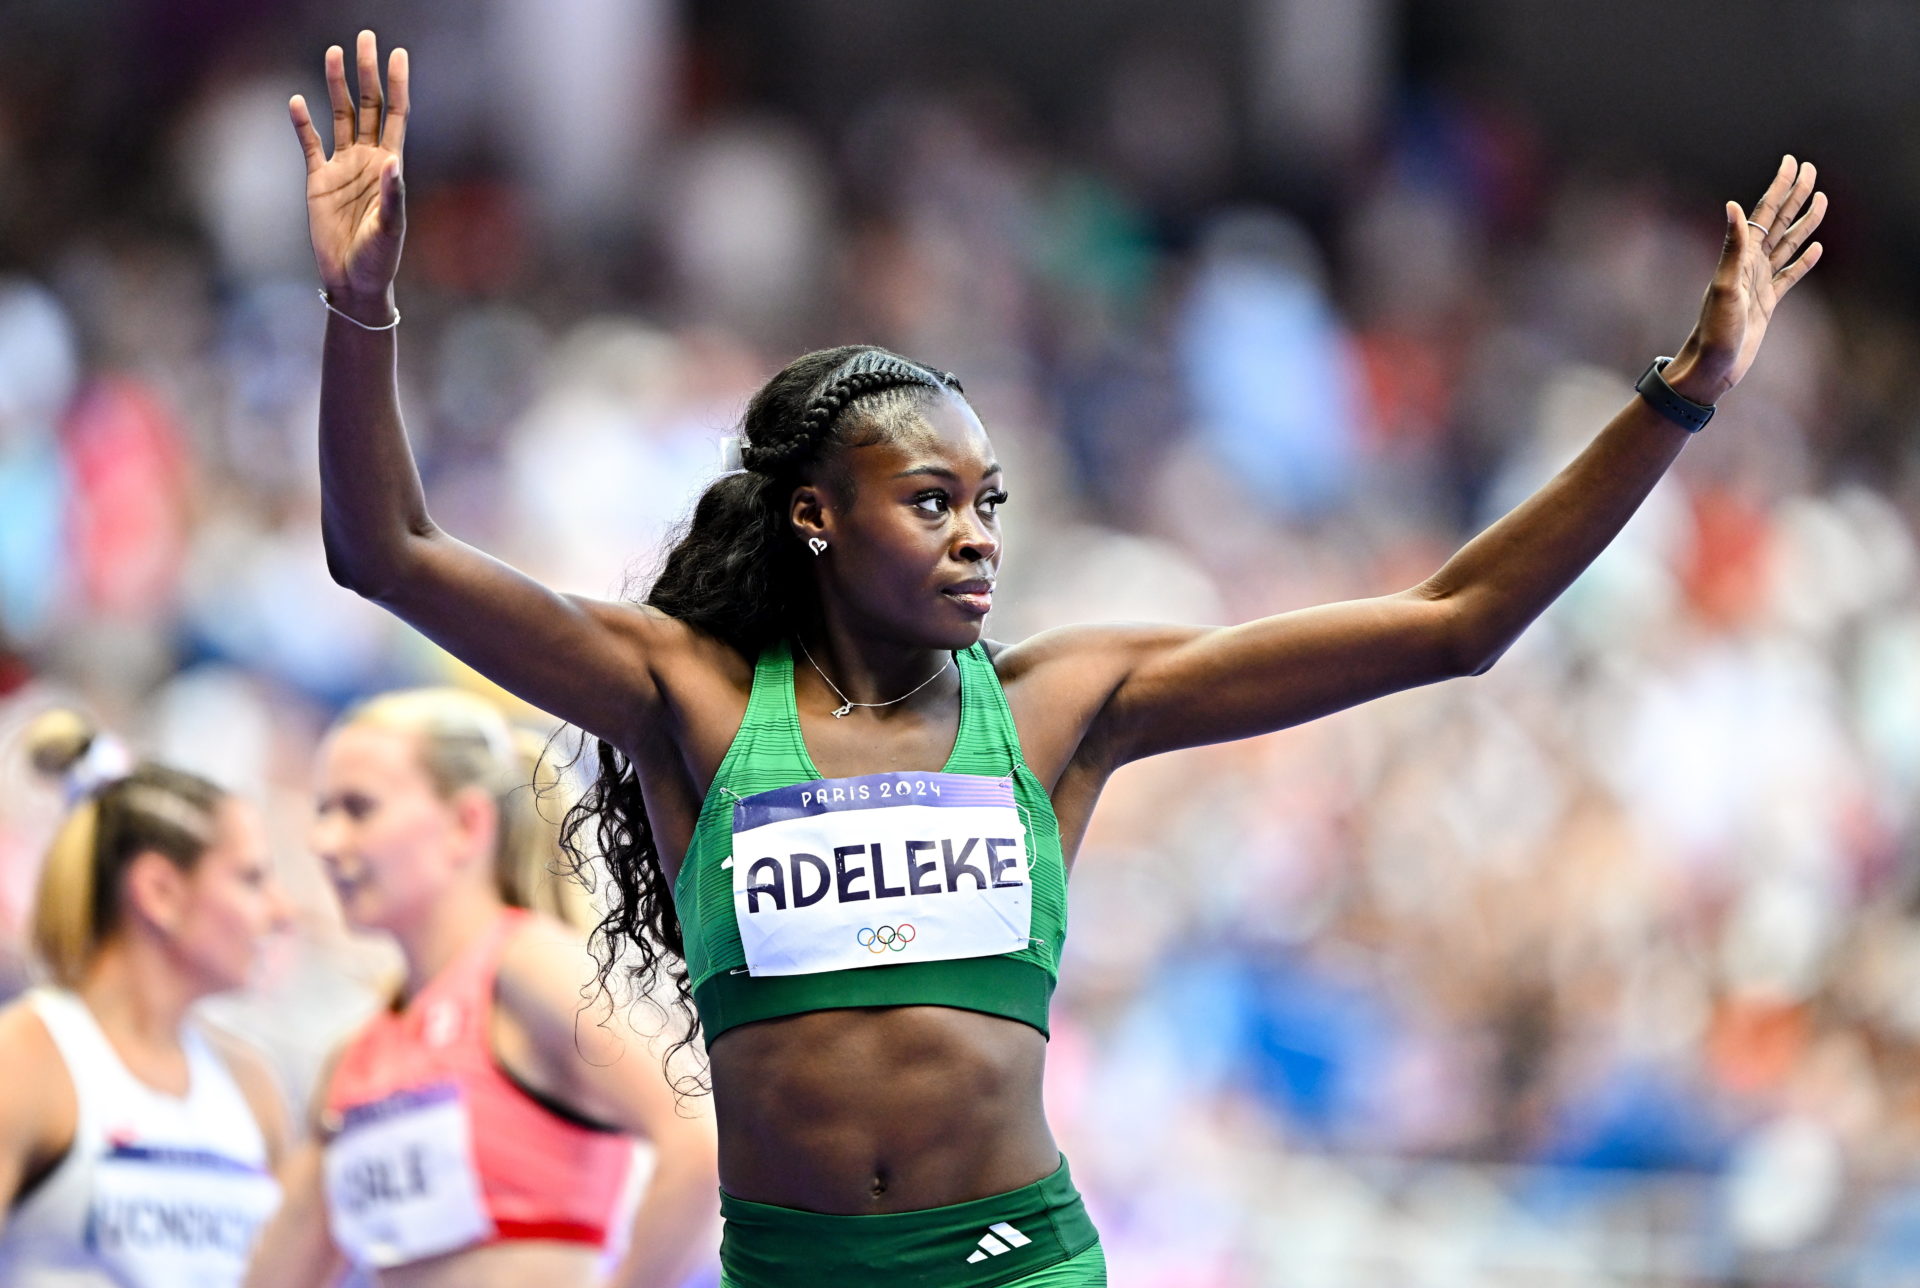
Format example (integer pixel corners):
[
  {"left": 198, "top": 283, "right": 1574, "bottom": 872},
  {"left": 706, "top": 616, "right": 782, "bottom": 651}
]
[{"left": 673, "top": 641, "right": 1068, "bottom": 1046}]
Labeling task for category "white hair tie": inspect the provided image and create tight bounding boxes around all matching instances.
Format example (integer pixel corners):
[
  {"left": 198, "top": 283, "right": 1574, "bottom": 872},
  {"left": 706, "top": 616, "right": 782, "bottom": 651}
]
[
  {"left": 718, "top": 435, "right": 746, "bottom": 474},
  {"left": 67, "top": 734, "right": 133, "bottom": 804}
]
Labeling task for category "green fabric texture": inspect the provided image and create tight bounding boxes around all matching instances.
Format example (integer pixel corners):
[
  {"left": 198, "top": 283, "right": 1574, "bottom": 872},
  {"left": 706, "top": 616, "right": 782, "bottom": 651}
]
[
  {"left": 676, "top": 640, "right": 1068, "bottom": 1045},
  {"left": 717, "top": 1157, "right": 1099, "bottom": 1288},
  {"left": 998, "top": 1243, "right": 1106, "bottom": 1287},
  {"left": 719, "top": 1238, "right": 1107, "bottom": 1288}
]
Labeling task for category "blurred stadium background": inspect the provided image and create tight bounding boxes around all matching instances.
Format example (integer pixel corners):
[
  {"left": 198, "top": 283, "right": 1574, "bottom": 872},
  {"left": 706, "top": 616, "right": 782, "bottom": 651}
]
[{"left": 3, "top": 1, "right": 1920, "bottom": 1284}]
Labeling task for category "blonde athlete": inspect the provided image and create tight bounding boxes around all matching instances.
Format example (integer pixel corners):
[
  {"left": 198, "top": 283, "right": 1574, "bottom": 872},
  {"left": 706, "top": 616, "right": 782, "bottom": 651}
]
[
  {"left": 0, "top": 713, "right": 291, "bottom": 1288},
  {"left": 245, "top": 690, "right": 717, "bottom": 1288}
]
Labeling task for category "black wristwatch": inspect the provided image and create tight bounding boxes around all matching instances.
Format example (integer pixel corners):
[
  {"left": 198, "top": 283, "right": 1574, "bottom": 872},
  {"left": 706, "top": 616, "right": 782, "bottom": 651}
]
[{"left": 1635, "top": 356, "right": 1715, "bottom": 433}]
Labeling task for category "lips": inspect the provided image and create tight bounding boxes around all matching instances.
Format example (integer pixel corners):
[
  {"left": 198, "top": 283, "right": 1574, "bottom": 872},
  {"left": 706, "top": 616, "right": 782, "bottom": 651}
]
[
  {"left": 941, "top": 579, "right": 994, "bottom": 615},
  {"left": 325, "top": 861, "right": 371, "bottom": 901}
]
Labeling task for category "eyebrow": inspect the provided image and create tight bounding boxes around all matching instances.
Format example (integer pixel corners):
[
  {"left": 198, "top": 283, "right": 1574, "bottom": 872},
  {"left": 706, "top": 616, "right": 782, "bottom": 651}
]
[{"left": 892, "top": 463, "right": 1003, "bottom": 482}]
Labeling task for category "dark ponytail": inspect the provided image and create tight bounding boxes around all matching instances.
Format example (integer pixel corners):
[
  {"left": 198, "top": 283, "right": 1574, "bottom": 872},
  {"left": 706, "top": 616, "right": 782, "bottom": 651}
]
[{"left": 558, "top": 344, "right": 966, "bottom": 1077}]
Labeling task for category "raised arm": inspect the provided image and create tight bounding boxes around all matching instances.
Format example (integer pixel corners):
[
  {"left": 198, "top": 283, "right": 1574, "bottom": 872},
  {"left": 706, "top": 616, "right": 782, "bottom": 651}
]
[
  {"left": 290, "top": 32, "right": 681, "bottom": 747},
  {"left": 1073, "top": 158, "right": 1826, "bottom": 767}
]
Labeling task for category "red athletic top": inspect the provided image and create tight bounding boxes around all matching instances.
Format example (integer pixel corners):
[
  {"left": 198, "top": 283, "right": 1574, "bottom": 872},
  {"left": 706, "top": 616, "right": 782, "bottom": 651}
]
[{"left": 323, "top": 909, "right": 633, "bottom": 1259}]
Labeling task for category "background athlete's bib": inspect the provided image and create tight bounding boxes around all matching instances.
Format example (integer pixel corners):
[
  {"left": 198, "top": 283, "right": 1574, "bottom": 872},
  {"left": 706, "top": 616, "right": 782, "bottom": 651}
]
[
  {"left": 84, "top": 1142, "right": 279, "bottom": 1287},
  {"left": 730, "top": 771, "right": 1032, "bottom": 977},
  {"left": 325, "top": 1082, "right": 493, "bottom": 1268}
]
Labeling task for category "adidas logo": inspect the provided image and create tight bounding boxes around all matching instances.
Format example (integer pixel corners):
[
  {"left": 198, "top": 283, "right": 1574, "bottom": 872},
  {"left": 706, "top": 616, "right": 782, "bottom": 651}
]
[{"left": 965, "top": 1221, "right": 1032, "bottom": 1263}]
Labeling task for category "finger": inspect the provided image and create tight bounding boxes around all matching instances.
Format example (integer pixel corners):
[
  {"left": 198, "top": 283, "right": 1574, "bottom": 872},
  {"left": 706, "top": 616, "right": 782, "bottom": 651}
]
[
  {"left": 376, "top": 156, "right": 406, "bottom": 237},
  {"left": 325, "top": 44, "right": 353, "bottom": 150},
  {"left": 381, "top": 47, "right": 410, "bottom": 154},
  {"left": 356, "top": 30, "right": 385, "bottom": 147},
  {"left": 1773, "top": 241, "right": 1823, "bottom": 298},
  {"left": 1770, "top": 189, "right": 1828, "bottom": 270},
  {"left": 1768, "top": 161, "right": 1817, "bottom": 238},
  {"left": 1748, "top": 154, "right": 1797, "bottom": 232},
  {"left": 289, "top": 95, "right": 325, "bottom": 174},
  {"left": 1714, "top": 201, "right": 1752, "bottom": 285}
]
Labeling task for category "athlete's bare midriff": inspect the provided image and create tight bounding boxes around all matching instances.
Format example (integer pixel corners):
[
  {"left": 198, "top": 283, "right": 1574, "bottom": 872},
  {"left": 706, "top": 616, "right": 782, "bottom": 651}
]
[
  {"left": 375, "top": 1240, "right": 600, "bottom": 1288},
  {"left": 709, "top": 1005, "right": 1057, "bottom": 1214}
]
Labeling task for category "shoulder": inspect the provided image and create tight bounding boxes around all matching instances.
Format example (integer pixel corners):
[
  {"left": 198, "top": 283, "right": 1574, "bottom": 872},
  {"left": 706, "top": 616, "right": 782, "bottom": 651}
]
[
  {"left": 0, "top": 995, "right": 62, "bottom": 1066},
  {"left": 200, "top": 1024, "right": 294, "bottom": 1165},
  {"left": 616, "top": 603, "right": 751, "bottom": 684},
  {"left": 582, "top": 600, "right": 745, "bottom": 700},
  {"left": 614, "top": 604, "right": 758, "bottom": 768},
  {"left": 0, "top": 998, "right": 73, "bottom": 1102},
  {"left": 493, "top": 913, "right": 637, "bottom": 1083},
  {"left": 497, "top": 910, "right": 595, "bottom": 986},
  {"left": 985, "top": 623, "right": 1213, "bottom": 776},
  {"left": 0, "top": 995, "right": 69, "bottom": 1079},
  {"left": 494, "top": 915, "right": 603, "bottom": 1041},
  {"left": 988, "top": 622, "right": 1208, "bottom": 683},
  {"left": 0, "top": 998, "right": 77, "bottom": 1186}
]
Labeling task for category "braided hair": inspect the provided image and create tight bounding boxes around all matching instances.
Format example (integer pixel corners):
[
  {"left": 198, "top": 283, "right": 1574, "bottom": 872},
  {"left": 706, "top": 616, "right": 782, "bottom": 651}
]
[{"left": 559, "top": 344, "right": 966, "bottom": 1076}]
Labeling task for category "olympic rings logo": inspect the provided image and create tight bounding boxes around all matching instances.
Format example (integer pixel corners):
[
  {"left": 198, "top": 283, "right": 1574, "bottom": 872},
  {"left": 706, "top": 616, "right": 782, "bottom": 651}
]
[{"left": 857, "top": 924, "right": 917, "bottom": 953}]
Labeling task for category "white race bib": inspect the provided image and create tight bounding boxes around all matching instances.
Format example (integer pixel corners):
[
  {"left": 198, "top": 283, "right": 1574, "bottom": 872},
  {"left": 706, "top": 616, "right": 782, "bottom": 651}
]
[
  {"left": 730, "top": 771, "right": 1032, "bottom": 977},
  {"left": 85, "top": 1142, "right": 281, "bottom": 1287},
  {"left": 325, "top": 1083, "right": 494, "bottom": 1268}
]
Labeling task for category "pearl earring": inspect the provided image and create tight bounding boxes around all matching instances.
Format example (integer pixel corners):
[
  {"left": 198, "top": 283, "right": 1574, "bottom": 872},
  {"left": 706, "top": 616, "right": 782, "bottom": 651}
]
[{"left": 808, "top": 537, "right": 828, "bottom": 556}]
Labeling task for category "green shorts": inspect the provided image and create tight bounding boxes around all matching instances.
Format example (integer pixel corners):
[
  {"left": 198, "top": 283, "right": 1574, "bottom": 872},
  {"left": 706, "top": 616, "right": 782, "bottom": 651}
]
[{"left": 718, "top": 1155, "right": 1103, "bottom": 1288}]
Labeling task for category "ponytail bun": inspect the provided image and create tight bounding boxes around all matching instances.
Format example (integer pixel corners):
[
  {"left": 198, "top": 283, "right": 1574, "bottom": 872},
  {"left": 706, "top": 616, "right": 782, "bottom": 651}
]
[
  {"left": 25, "top": 708, "right": 96, "bottom": 780},
  {"left": 26, "top": 709, "right": 132, "bottom": 803}
]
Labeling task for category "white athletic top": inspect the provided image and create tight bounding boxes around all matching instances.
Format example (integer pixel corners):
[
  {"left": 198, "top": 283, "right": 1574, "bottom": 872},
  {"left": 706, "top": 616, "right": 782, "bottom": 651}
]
[{"left": 0, "top": 988, "right": 282, "bottom": 1288}]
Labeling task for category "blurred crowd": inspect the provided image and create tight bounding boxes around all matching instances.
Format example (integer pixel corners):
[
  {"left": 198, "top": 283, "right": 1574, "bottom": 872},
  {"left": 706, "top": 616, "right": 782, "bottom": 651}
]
[{"left": 4, "top": 3, "right": 1920, "bottom": 1285}]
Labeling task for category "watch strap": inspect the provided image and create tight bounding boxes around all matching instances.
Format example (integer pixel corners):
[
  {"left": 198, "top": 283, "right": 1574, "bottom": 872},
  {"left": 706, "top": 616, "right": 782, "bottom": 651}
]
[{"left": 1635, "top": 356, "right": 1714, "bottom": 433}]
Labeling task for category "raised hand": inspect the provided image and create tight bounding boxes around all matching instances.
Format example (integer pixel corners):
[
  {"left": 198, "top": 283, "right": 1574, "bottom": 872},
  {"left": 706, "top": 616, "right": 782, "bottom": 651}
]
[
  {"left": 1665, "top": 156, "right": 1826, "bottom": 405},
  {"left": 289, "top": 31, "right": 409, "bottom": 321}
]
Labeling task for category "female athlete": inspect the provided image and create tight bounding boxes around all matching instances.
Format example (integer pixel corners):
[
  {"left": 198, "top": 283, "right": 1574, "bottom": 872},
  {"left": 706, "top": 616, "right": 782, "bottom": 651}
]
[
  {"left": 0, "top": 712, "right": 291, "bottom": 1287},
  {"left": 244, "top": 689, "right": 718, "bottom": 1288},
  {"left": 289, "top": 30, "right": 1825, "bottom": 1287}
]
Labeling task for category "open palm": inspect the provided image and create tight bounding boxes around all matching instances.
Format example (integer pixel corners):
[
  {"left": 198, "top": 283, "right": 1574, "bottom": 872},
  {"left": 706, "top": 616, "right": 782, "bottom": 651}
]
[
  {"left": 1671, "top": 156, "right": 1826, "bottom": 404},
  {"left": 289, "top": 31, "right": 409, "bottom": 302}
]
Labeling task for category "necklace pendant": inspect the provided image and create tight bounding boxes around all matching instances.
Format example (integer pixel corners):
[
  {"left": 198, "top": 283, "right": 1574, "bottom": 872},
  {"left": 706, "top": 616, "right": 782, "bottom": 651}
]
[{"left": 832, "top": 703, "right": 853, "bottom": 719}]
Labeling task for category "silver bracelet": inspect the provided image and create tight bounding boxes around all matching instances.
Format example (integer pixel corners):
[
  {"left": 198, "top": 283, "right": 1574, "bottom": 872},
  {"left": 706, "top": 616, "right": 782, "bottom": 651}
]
[{"left": 317, "top": 287, "right": 400, "bottom": 331}]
